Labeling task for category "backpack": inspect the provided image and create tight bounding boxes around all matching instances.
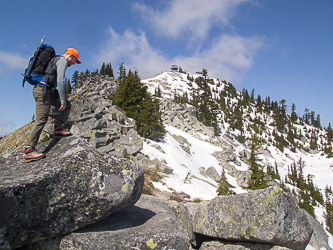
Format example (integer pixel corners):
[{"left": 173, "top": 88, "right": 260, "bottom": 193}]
[{"left": 22, "top": 36, "right": 56, "bottom": 87}]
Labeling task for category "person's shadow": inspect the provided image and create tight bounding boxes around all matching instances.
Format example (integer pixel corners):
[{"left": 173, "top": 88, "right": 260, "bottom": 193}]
[
  {"left": 76, "top": 206, "right": 156, "bottom": 233},
  {"left": 41, "top": 138, "right": 60, "bottom": 154}
]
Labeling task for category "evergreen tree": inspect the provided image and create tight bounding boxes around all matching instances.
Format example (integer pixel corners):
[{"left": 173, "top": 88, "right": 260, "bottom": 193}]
[
  {"left": 155, "top": 85, "right": 162, "bottom": 98},
  {"left": 105, "top": 62, "right": 114, "bottom": 77},
  {"left": 65, "top": 78, "right": 73, "bottom": 98},
  {"left": 256, "top": 94, "right": 263, "bottom": 113},
  {"left": 316, "top": 114, "right": 321, "bottom": 128},
  {"left": 298, "top": 190, "right": 315, "bottom": 218},
  {"left": 71, "top": 70, "right": 80, "bottom": 91},
  {"left": 117, "top": 62, "right": 126, "bottom": 82},
  {"left": 247, "top": 140, "right": 269, "bottom": 190},
  {"left": 217, "top": 168, "right": 236, "bottom": 196},
  {"left": 266, "top": 162, "right": 280, "bottom": 181},
  {"left": 285, "top": 159, "right": 321, "bottom": 218},
  {"left": 109, "top": 68, "right": 165, "bottom": 140},
  {"left": 325, "top": 186, "right": 333, "bottom": 234},
  {"left": 291, "top": 103, "right": 298, "bottom": 123},
  {"left": 100, "top": 62, "right": 106, "bottom": 75},
  {"left": 303, "top": 108, "right": 310, "bottom": 124},
  {"left": 191, "top": 68, "right": 221, "bottom": 136},
  {"left": 250, "top": 89, "right": 255, "bottom": 103},
  {"left": 327, "top": 123, "right": 333, "bottom": 144},
  {"left": 242, "top": 88, "right": 250, "bottom": 104}
]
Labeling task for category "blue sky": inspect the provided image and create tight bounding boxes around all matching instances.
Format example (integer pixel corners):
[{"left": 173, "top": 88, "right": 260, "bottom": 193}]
[{"left": 0, "top": 0, "right": 332, "bottom": 135}]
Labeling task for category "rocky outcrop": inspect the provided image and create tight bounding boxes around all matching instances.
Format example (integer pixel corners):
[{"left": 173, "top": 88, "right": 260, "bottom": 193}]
[
  {"left": 21, "top": 195, "right": 190, "bottom": 250},
  {"left": 0, "top": 136, "right": 144, "bottom": 249},
  {"left": 303, "top": 210, "right": 332, "bottom": 250},
  {"left": 212, "top": 150, "right": 251, "bottom": 188},
  {"left": 18, "top": 188, "right": 325, "bottom": 250},
  {"left": 199, "top": 241, "right": 292, "bottom": 249},
  {"left": 46, "top": 74, "right": 143, "bottom": 158},
  {"left": 159, "top": 99, "right": 215, "bottom": 137},
  {"left": 177, "top": 187, "right": 313, "bottom": 250}
]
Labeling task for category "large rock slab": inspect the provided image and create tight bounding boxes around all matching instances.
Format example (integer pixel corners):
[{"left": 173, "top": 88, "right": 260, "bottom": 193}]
[
  {"left": 0, "top": 136, "right": 144, "bottom": 249},
  {"left": 199, "top": 241, "right": 292, "bottom": 249},
  {"left": 178, "top": 187, "right": 313, "bottom": 250},
  {"left": 27, "top": 195, "right": 190, "bottom": 250},
  {"left": 303, "top": 210, "right": 332, "bottom": 250}
]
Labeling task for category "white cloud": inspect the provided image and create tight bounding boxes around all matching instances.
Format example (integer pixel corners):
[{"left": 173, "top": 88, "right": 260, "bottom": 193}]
[
  {"left": 94, "top": 27, "right": 169, "bottom": 78},
  {"left": 0, "top": 119, "right": 16, "bottom": 135},
  {"left": 95, "top": 28, "right": 266, "bottom": 84},
  {"left": 174, "top": 34, "right": 266, "bottom": 83},
  {"left": 0, "top": 50, "right": 27, "bottom": 74},
  {"left": 133, "top": 0, "right": 251, "bottom": 40}
]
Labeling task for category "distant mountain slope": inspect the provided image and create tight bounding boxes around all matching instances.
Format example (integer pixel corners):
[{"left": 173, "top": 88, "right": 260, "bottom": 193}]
[{"left": 141, "top": 71, "right": 333, "bottom": 234}]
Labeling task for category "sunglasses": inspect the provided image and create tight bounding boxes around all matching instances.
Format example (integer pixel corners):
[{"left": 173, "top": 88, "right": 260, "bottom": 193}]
[{"left": 71, "top": 55, "right": 78, "bottom": 63}]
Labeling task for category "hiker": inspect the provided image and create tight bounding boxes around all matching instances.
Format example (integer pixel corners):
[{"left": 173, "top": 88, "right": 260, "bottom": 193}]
[{"left": 24, "top": 48, "right": 81, "bottom": 162}]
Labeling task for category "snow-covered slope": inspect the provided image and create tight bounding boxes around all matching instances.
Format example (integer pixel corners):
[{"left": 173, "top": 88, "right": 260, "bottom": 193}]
[{"left": 142, "top": 71, "right": 333, "bottom": 249}]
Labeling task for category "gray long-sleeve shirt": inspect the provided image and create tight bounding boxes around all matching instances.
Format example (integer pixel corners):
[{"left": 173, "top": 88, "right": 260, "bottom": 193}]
[{"left": 55, "top": 56, "right": 68, "bottom": 106}]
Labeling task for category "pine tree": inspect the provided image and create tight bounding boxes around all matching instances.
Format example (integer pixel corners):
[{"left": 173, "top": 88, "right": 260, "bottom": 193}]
[
  {"left": 303, "top": 108, "right": 310, "bottom": 124},
  {"left": 250, "top": 89, "right": 255, "bottom": 103},
  {"left": 327, "top": 123, "right": 333, "bottom": 144},
  {"left": 285, "top": 158, "right": 320, "bottom": 218},
  {"left": 109, "top": 68, "right": 165, "bottom": 140},
  {"left": 316, "top": 114, "right": 321, "bottom": 128},
  {"left": 298, "top": 190, "right": 315, "bottom": 218},
  {"left": 256, "top": 94, "right": 263, "bottom": 113},
  {"left": 247, "top": 140, "right": 269, "bottom": 190},
  {"left": 242, "top": 88, "right": 250, "bottom": 105},
  {"left": 291, "top": 103, "right": 298, "bottom": 123},
  {"left": 266, "top": 162, "right": 280, "bottom": 181},
  {"left": 155, "top": 85, "right": 162, "bottom": 98},
  {"left": 71, "top": 70, "right": 80, "bottom": 91},
  {"left": 217, "top": 168, "right": 236, "bottom": 196},
  {"left": 100, "top": 62, "right": 106, "bottom": 75},
  {"left": 105, "top": 62, "right": 114, "bottom": 77},
  {"left": 65, "top": 78, "right": 73, "bottom": 98},
  {"left": 117, "top": 62, "right": 126, "bottom": 82},
  {"left": 191, "top": 68, "right": 221, "bottom": 136},
  {"left": 325, "top": 186, "right": 333, "bottom": 234}
]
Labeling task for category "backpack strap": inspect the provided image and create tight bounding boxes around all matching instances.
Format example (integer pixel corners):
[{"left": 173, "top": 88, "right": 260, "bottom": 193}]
[{"left": 44, "top": 55, "right": 61, "bottom": 88}]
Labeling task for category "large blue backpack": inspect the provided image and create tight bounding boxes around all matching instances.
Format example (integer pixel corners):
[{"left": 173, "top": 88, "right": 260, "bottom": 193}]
[{"left": 22, "top": 36, "right": 56, "bottom": 87}]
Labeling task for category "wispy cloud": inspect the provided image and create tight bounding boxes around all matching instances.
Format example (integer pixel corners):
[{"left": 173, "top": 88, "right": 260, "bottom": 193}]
[
  {"left": 174, "top": 34, "right": 266, "bottom": 83},
  {"left": 95, "top": 28, "right": 265, "bottom": 84},
  {"left": 94, "top": 27, "right": 169, "bottom": 78},
  {"left": 95, "top": 0, "right": 266, "bottom": 84},
  {"left": 0, "top": 119, "right": 16, "bottom": 136},
  {"left": 133, "top": 0, "right": 251, "bottom": 41},
  {"left": 0, "top": 50, "right": 27, "bottom": 74}
]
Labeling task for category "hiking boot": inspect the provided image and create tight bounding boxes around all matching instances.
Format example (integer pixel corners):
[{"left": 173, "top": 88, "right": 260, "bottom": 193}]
[
  {"left": 25, "top": 147, "right": 46, "bottom": 163},
  {"left": 54, "top": 127, "right": 72, "bottom": 139}
]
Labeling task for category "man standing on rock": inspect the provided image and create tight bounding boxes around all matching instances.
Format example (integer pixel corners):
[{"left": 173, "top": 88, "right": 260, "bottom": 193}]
[{"left": 24, "top": 48, "right": 81, "bottom": 163}]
